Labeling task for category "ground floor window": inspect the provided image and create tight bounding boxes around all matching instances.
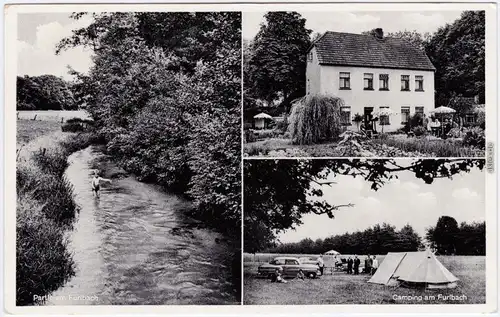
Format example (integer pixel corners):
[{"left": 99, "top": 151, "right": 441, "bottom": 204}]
[
  {"left": 415, "top": 106, "right": 424, "bottom": 117},
  {"left": 465, "top": 114, "right": 476, "bottom": 125},
  {"left": 340, "top": 106, "right": 351, "bottom": 125},
  {"left": 379, "top": 106, "right": 390, "bottom": 125},
  {"left": 401, "top": 106, "right": 410, "bottom": 124}
]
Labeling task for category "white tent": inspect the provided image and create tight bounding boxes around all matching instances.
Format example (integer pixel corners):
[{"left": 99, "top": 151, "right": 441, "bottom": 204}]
[
  {"left": 368, "top": 250, "right": 458, "bottom": 289},
  {"left": 324, "top": 250, "right": 340, "bottom": 255}
]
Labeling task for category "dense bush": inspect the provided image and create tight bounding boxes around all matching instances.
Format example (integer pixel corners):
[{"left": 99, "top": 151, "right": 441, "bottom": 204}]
[
  {"left": 403, "top": 113, "right": 424, "bottom": 133},
  {"left": 462, "top": 127, "right": 485, "bottom": 149},
  {"left": 412, "top": 125, "right": 427, "bottom": 137},
  {"left": 16, "top": 196, "right": 75, "bottom": 305},
  {"left": 288, "top": 94, "right": 343, "bottom": 145}
]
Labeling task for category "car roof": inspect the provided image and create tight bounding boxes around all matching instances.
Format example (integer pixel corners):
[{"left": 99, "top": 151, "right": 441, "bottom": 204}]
[{"left": 273, "top": 257, "right": 300, "bottom": 260}]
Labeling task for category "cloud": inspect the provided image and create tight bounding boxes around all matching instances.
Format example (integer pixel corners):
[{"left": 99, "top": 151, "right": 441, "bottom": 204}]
[
  {"left": 452, "top": 188, "right": 479, "bottom": 200},
  {"left": 17, "top": 16, "right": 94, "bottom": 80}
]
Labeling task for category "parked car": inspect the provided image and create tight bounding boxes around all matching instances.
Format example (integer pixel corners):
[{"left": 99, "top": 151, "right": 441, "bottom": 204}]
[{"left": 258, "top": 257, "right": 321, "bottom": 279}]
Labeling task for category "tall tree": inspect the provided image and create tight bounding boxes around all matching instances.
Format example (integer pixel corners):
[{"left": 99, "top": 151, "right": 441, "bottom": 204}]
[
  {"left": 427, "top": 216, "right": 460, "bottom": 254},
  {"left": 425, "top": 11, "right": 485, "bottom": 105},
  {"left": 246, "top": 12, "right": 312, "bottom": 111}
]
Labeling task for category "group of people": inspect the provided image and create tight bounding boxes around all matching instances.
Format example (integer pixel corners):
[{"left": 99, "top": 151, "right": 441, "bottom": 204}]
[
  {"left": 424, "top": 115, "right": 457, "bottom": 138},
  {"left": 346, "top": 255, "right": 378, "bottom": 275}
]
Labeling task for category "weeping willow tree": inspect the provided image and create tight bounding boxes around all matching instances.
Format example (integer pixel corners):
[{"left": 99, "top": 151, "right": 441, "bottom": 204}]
[{"left": 288, "top": 95, "right": 344, "bottom": 145}]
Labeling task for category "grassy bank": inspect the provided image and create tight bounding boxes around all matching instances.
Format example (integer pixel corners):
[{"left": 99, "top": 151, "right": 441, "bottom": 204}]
[
  {"left": 244, "top": 256, "right": 485, "bottom": 305},
  {"left": 16, "top": 120, "right": 97, "bottom": 305}
]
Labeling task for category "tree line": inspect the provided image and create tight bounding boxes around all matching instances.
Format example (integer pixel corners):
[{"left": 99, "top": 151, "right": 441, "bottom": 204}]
[
  {"left": 266, "top": 223, "right": 423, "bottom": 255},
  {"left": 244, "top": 11, "right": 485, "bottom": 119},
  {"left": 426, "top": 216, "right": 485, "bottom": 255},
  {"left": 17, "top": 75, "right": 77, "bottom": 110},
  {"left": 57, "top": 12, "right": 242, "bottom": 238}
]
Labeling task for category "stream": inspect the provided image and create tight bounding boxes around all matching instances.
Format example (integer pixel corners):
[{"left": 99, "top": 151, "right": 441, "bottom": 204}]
[{"left": 47, "top": 146, "right": 238, "bottom": 305}]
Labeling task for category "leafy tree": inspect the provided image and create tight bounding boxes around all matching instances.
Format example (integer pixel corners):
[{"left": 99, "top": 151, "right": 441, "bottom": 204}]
[
  {"left": 246, "top": 12, "right": 311, "bottom": 111},
  {"left": 17, "top": 75, "right": 76, "bottom": 110},
  {"left": 425, "top": 11, "right": 485, "bottom": 105},
  {"left": 245, "top": 159, "right": 484, "bottom": 253},
  {"left": 427, "top": 220, "right": 485, "bottom": 255},
  {"left": 427, "top": 216, "right": 460, "bottom": 254}
]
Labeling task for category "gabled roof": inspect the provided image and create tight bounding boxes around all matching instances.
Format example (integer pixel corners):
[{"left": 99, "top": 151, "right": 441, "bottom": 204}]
[{"left": 311, "top": 31, "right": 436, "bottom": 71}]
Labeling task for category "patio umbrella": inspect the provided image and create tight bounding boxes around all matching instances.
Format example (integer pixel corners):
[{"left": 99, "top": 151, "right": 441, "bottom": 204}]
[
  {"left": 375, "top": 108, "right": 393, "bottom": 133},
  {"left": 253, "top": 113, "right": 273, "bottom": 119},
  {"left": 430, "top": 106, "right": 456, "bottom": 138}
]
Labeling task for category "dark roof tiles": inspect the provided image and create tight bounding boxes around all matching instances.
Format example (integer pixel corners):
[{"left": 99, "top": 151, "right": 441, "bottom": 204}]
[{"left": 313, "top": 31, "right": 435, "bottom": 71}]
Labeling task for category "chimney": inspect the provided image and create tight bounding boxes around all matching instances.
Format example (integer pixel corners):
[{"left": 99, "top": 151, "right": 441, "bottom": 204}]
[{"left": 374, "top": 28, "right": 384, "bottom": 39}]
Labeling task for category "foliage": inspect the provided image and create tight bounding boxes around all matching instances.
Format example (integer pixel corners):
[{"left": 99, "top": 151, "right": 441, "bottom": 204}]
[
  {"left": 58, "top": 13, "right": 242, "bottom": 239},
  {"left": 267, "top": 223, "right": 422, "bottom": 254},
  {"left": 244, "top": 159, "right": 484, "bottom": 252},
  {"left": 411, "top": 125, "right": 427, "bottom": 137},
  {"left": 426, "top": 217, "right": 485, "bottom": 255},
  {"left": 288, "top": 95, "right": 344, "bottom": 145},
  {"left": 352, "top": 113, "right": 363, "bottom": 131},
  {"left": 425, "top": 11, "right": 485, "bottom": 105},
  {"left": 403, "top": 113, "right": 424, "bottom": 133},
  {"left": 245, "top": 12, "right": 312, "bottom": 110},
  {"left": 17, "top": 75, "right": 77, "bottom": 110},
  {"left": 462, "top": 127, "right": 485, "bottom": 149}
]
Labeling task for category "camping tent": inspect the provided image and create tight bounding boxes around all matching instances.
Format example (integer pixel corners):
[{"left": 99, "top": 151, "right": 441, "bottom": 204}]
[
  {"left": 324, "top": 250, "right": 340, "bottom": 255},
  {"left": 368, "top": 250, "right": 458, "bottom": 289}
]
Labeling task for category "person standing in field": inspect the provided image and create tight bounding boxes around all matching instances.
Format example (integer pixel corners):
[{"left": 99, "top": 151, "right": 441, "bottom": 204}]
[
  {"left": 347, "top": 256, "right": 353, "bottom": 274},
  {"left": 91, "top": 170, "right": 112, "bottom": 198},
  {"left": 371, "top": 255, "right": 379, "bottom": 275},
  {"left": 317, "top": 254, "right": 325, "bottom": 276},
  {"left": 353, "top": 255, "right": 360, "bottom": 275},
  {"left": 365, "top": 254, "right": 373, "bottom": 274}
]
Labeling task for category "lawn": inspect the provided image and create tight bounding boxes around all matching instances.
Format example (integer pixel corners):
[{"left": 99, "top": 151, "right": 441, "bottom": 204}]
[
  {"left": 244, "top": 132, "right": 484, "bottom": 157},
  {"left": 244, "top": 256, "right": 485, "bottom": 305},
  {"left": 17, "top": 119, "right": 62, "bottom": 147}
]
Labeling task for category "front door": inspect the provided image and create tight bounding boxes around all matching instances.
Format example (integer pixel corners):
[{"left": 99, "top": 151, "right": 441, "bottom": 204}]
[{"left": 364, "top": 107, "right": 374, "bottom": 131}]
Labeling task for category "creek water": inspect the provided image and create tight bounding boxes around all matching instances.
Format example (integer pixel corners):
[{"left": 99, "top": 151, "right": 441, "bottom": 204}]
[{"left": 47, "top": 146, "right": 238, "bottom": 305}]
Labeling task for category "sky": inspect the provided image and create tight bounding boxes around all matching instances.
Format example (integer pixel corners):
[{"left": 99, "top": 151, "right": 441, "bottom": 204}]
[
  {"left": 278, "top": 162, "right": 485, "bottom": 243},
  {"left": 243, "top": 11, "right": 464, "bottom": 41},
  {"left": 17, "top": 13, "right": 94, "bottom": 80}
]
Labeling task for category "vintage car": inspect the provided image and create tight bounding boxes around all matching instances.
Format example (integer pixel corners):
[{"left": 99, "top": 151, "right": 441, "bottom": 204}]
[{"left": 257, "top": 257, "right": 321, "bottom": 279}]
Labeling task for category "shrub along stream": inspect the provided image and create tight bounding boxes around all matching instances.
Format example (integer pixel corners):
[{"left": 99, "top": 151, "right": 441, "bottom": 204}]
[{"left": 16, "top": 132, "right": 99, "bottom": 305}]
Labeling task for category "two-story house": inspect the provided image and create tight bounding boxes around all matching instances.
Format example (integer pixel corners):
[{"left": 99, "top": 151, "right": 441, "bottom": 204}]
[{"left": 306, "top": 28, "right": 436, "bottom": 133}]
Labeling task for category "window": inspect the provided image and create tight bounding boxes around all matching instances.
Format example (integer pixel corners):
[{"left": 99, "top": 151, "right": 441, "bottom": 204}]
[
  {"left": 340, "top": 106, "right": 351, "bottom": 125},
  {"left": 285, "top": 260, "right": 298, "bottom": 265},
  {"left": 379, "top": 106, "right": 390, "bottom": 125},
  {"left": 401, "top": 75, "right": 410, "bottom": 91},
  {"left": 415, "top": 106, "right": 424, "bottom": 117},
  {"left": 401, "top": 106, "right": 410, "bottom": 124},
  {"left": 364, "top": 73, "right": 373, "bottom": 90},
  {"left": 339, "top": 72, "right": 350, "bottom": 89},
  {"left": 307, "top": 51, "right": 313, "bottom": 62},
  {"left": 465, "top": 114, "right": 475, "bottom": 124},
  {"left": 273, "top": 259, "right": 285, "bottom": 265},
  {"left": 379, "top": 74, "right": 389, "bottom": 90},
  {"left": 415, "top": 76, "right": 424, "bottom": 91}
]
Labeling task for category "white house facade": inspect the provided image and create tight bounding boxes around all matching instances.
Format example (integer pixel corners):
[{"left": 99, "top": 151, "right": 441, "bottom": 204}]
[{"left": 306, "top": 29, "right": 436, "bottom": 132}]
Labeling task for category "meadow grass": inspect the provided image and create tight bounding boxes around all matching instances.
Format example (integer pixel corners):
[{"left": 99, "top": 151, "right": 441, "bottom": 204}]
[
  {"left": 243, "top": 256, "right": 485, "bottom": 305},
  {"left": 16, "top": 120, "right": 96, "bottom": 305},
  {"left": 17, "top": 119, "right": 61, "bottom": 147}
]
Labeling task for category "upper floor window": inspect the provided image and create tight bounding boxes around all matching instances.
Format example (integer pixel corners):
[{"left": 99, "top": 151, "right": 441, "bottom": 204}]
[
  {"left": 339, "top": 72, "right": 351, "bottom": 90},
  {"left": 364, "top": 73, "right": 373, "bottom": 90},
  {"left": 415, "top": 76, "right": 424, "bottom": 91},
  {"left": 401, "top": 106, "right": 410, "bottom": 124},
  {"left": 401, "top": 75, "right": 410, "bottom": 91},
  {"left": 307, "top": 51, "right": 313, "bottom": 62},
  {"left": 379, "top": 106, "right": 390, "bottom": 125},
  {"left": 379, "top": 74, "right": 389, "bottom": 90},
  {"left": 340, "top": 106, "right": 351, "bottom": 126}
]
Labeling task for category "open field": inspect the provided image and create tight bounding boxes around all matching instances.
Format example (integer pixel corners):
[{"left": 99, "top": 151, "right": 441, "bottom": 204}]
[
  {"left": 17, "top": 119, "right": 62, "bottom": 147},
  {"left": 244, "top": 256, "right": 485, "bottom": 305},
  {"left": 17, "top": 110, "right": 90, "bottom": 122}
]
